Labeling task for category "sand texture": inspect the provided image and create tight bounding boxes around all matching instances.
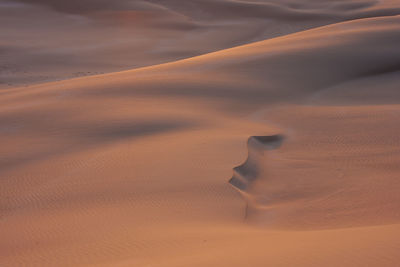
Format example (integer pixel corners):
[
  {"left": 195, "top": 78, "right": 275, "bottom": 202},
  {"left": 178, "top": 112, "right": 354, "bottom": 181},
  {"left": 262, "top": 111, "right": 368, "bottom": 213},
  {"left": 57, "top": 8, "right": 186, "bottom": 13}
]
[{"left": 1, "top": 0, "right": 400, "bottom": 266}]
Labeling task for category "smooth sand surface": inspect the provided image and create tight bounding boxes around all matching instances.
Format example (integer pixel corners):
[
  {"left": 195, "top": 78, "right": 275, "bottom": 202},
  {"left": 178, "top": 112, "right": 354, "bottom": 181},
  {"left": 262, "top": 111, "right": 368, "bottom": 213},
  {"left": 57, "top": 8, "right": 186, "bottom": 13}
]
[{"left": 1, "top": 0, "right": 400, "bottom": 266}]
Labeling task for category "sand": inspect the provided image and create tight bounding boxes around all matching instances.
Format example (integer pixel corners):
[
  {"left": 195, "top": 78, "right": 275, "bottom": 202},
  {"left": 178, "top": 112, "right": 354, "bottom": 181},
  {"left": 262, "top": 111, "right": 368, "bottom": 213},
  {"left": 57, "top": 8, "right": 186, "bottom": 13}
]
[{"left": 1, "top": 0, "right": 400, "bottom": 266}]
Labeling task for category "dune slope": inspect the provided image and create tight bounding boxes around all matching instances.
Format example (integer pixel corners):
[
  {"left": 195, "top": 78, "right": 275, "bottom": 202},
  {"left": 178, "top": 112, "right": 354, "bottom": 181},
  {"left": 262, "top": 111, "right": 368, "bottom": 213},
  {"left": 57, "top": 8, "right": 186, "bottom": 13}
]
[{"left": 1, "top": 5, "right": 400, "bottom": 267}]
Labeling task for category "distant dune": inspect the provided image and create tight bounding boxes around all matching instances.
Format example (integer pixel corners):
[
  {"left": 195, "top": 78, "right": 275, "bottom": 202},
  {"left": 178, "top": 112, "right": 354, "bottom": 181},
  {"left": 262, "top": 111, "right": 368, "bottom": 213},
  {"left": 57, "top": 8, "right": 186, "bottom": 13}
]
[
  {"left": 1, "top": 0, "right": 400, "bottom": 266},
  {"left": 2, "top": 0, "right": 400, "bottom": 88}
]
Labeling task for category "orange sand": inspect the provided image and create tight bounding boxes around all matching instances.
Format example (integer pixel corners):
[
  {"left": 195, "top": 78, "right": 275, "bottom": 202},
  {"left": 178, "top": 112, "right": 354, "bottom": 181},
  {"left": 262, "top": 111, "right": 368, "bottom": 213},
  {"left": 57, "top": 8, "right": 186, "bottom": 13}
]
[{"left": 1, "top": 1, "right": 400, "bottom": 266}]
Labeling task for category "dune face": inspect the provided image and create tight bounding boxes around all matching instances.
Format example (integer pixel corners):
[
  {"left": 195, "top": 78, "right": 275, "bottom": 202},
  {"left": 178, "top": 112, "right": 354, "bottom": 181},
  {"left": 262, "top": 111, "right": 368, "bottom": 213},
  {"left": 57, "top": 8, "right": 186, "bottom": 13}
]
[{"left": 2, "top": 0, "right": 400, "bottom": 266}]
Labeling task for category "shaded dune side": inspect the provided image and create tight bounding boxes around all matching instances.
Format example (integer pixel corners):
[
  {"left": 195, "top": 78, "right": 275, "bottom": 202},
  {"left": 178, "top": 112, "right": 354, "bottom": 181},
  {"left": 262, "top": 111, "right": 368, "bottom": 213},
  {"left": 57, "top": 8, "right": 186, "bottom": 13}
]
[
  {"left": 229, "top": 135, "right": 284, "bottom": 192},
  {"left": 15, "top": 0, "right": 400, "bottom": 20},
  {"left": 149, "top": 0, "right": 400, "bottom": 22},
  {"left": 10, "top": 0, "right": 163, "bottom": 14},
  {"left": 8, "top": 0, "right": 399, "bottom": 37},
  {"left": 0, "top": 118, "right": 194, "bottom": 174}
]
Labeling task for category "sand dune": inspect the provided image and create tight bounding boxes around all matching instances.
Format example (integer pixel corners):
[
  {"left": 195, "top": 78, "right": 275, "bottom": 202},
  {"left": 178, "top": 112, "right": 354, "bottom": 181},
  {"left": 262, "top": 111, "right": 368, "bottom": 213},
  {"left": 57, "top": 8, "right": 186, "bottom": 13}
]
[
  {"left": 2, "top": 0, "right": 400, "bottom": 266},
  {"left": 2, "top": 0, "right": 400, "bottom": 88}
]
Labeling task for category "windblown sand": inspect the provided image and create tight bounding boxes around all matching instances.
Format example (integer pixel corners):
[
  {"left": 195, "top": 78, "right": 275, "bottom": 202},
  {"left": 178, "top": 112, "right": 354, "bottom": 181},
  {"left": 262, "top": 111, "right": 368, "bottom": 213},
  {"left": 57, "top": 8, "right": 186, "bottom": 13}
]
[{"left": 1, "top": 0, "right": 400, "bottom": 266}]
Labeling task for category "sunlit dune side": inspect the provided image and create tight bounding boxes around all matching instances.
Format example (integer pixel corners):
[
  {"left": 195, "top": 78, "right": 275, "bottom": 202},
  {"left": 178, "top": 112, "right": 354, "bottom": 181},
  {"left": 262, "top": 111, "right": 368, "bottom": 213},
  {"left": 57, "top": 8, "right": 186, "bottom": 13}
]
[{"left": 1, "top": 3, "right": 400, "bottom": 267}]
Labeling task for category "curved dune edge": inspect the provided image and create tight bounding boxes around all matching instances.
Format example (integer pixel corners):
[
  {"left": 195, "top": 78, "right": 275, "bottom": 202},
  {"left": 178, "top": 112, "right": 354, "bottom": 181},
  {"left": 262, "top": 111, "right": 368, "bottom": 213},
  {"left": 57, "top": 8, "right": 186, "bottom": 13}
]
[
  {"left": 229, "top": 135, "right": 285, "bottom": 192},
  {"left": 229, "top": 134, "right": 285, "bottom": 219}
]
